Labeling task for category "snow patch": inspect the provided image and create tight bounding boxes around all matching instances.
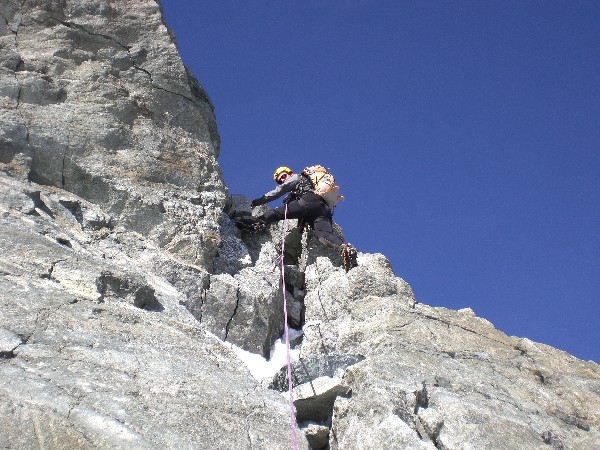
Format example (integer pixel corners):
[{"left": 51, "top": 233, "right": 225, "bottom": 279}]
[{"left": 227, "top": 329, "right": 303, "bottom": 382}]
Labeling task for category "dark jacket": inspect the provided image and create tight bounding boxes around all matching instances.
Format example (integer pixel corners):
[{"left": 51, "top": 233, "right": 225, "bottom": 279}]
[{"left": 252, "top": 173, "right": 313, "bottom": 206}]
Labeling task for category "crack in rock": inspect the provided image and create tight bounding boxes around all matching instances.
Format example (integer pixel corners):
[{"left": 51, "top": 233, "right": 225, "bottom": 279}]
[
  {"left": 42, "top": 258, "right": 67, "bottom": 279},
  {"left": 224, "top": 285, "right": 241, "bottom": 342},
  {"left": 0, "top": 329, "right": 23, "bottom": 359},
  {"left": 416, "top": 415, "right": 445, "bottom": 449},
  {"left": 10, "top": 12, "right": 32, "bottom": 168},
  {"left": 46, "top": 15, "right": 198, "bottom": 105},
  {"left": 410, "top": 310, "right": 511, "bottom": 349},
  {"left": 413, "top": 381, "right": 429, "bottom": 414}
]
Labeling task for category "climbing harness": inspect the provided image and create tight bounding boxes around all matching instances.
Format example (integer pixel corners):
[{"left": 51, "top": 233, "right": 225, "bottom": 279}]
[{"left": 279, "top": 203, "right": 298, "bottom": 450}]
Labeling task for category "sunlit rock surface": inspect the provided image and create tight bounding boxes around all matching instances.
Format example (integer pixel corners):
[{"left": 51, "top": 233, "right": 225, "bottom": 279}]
[{"left": 1, "top": 1, "right": 599, "bottom": 449}]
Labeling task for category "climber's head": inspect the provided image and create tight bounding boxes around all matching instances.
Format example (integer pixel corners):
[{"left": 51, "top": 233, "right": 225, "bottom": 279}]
[{"left": 273, "top": 166, "right": 293, "bottom": 184}]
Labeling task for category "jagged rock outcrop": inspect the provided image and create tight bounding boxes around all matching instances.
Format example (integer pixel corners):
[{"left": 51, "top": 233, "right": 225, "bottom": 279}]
[
  {"left": 1, "top": 0, "right": 223, "bottom": 267},
  {"left": 1, "top": 1, "right": 600, "bottom": 450},
  {"left": 2, "top": 0, "right": 283, "bottom": 370},
  {"left": 295, "top": 256, "right": 600, "bottom": 449}
]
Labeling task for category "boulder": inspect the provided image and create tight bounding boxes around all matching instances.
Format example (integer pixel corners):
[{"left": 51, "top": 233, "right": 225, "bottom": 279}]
[{"left": 292, "top": 376, "right": 351, "bottom": 423}]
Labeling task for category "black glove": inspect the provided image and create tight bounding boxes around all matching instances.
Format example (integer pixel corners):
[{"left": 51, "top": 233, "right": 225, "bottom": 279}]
[{"left": 235, "top": 216, "right": 266, "bottom": 233}]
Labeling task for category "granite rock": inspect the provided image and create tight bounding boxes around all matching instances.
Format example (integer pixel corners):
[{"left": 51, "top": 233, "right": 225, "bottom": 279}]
[
  {"left": 1, "top": 0, "right": 225, "bottom": 267},
  {"left": 1, "top": 1, "right": 599, "bottom": 449}
]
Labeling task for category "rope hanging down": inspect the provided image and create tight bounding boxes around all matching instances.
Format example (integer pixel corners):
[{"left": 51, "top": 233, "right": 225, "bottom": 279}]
[{"left": 280, "top": 204, "right": 298, "bottom": 450}]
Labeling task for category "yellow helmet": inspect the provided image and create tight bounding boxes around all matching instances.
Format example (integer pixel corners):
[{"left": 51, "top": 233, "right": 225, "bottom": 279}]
[{"left": 273, "top": 166, "right": 293, "bottom": 181}]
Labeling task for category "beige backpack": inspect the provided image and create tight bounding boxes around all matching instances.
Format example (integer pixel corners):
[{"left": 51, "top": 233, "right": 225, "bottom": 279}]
[{"left": 302, "top": 165, "right": 344, "bottom": 207}]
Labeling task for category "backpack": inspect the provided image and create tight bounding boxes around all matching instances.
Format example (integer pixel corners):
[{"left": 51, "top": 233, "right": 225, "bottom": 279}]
[{"left": 302, "top": 165, "right": 343, "bottom": 207}]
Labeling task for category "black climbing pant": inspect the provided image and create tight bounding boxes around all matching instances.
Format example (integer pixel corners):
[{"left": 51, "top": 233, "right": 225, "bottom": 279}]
[{"left": 261, "top": 192, "right": 344, "bottom": 249}]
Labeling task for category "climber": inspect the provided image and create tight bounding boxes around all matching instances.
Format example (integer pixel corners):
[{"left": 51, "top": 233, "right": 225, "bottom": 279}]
[{"left": 237, "top": 166, "right": 358, "bottom": 272}]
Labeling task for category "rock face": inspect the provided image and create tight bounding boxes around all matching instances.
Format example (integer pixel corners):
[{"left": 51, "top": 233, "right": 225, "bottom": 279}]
[
  {"left": 0, "top": 174, "right": 305, "bottom": 449},
  {"left": 1, "top": 0, "right": 223, "bottom": 267},
  {"left": 296, "top": 255, "right": 600, "bottom": 449},
  {"left": 1, "top": 1, "right": 600, "bottom": 450}
]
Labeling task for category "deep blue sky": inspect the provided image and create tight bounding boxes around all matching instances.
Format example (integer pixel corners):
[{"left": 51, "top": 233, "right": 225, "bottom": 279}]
[{"left": 161, "top": 1, "right": 599, "bottom": 363}]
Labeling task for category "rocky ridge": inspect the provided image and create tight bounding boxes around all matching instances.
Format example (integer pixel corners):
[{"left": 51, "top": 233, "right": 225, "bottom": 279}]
[{"left": 1, "top": 1, "right": 600, "bottom": 449}]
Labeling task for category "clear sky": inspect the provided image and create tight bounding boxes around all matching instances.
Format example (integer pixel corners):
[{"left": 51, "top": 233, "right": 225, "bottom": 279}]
[{"left": 161, "top": 1, "right": 599, "bottom": 364}]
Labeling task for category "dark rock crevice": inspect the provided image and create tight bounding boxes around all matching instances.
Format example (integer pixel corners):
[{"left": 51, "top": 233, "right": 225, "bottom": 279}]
[
  {"left": 48, "top": 16, "right": 128, "bottom": 52},
  {"left": 415, "top": 415, "right": 445, "bottom": 450},
  {"left": 0, "top": 349, "right": 17, "bottom": 359},
  {"left": 0, "top": 331, "right": 22, "bottom": 359},
  {"left": 6, "top": 10, "right": 33, "bottom": 171},
  {"left": 42, "top": 258, "right": 66, "bottom": 280},
  {"left": 388, "top": 382, "right": 435, "bottom": 446},
  {"left": 26, "top": 190, "right": 54, "bottom": 218},
  {"left": 196, "top": 288, "right": 207, "bottom": 323},
  {"left": 96, "top": 270, "right": 162, "bottom": 311},
  {"left": 269, "top": 353, "right": 365, "bottom": 392},
  {"left": 541, "top": 430, "right": 566, "bottom": 449},
  {"left": 223, "top": 285, "right": 241, "bottom": 342},
  {"left": 58, "top": 199, "right": 83, "bottom": 224},
  {"left": 413, "top": 381, "right": 430, "bottom": 415}
]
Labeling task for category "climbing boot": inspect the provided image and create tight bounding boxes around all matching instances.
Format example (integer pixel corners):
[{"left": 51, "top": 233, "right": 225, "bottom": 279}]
[
  {"left": 340, "top": 243, "right": 358, "bottom": 272},
  {"left": 235, "top": 216, "right": 266, "bottom": 232}
]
